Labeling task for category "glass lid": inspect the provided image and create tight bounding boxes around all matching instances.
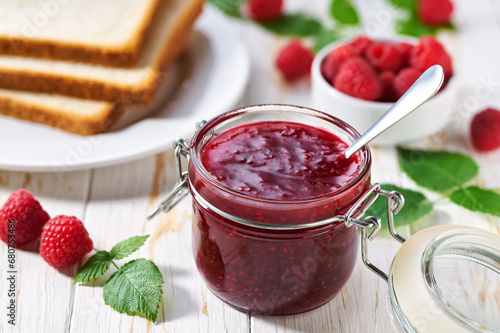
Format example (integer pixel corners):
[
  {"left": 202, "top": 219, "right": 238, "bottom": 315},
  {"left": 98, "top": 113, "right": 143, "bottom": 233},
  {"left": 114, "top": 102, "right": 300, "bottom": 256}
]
[{"left": 387, "top": 225, "right": 500, "bottom": 333}]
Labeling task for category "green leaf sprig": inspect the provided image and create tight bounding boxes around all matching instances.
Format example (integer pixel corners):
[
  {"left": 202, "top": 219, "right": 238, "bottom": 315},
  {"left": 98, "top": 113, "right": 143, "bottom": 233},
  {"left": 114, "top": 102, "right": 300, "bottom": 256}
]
[
  {"left": 397, "top": 148, "right": 478, "bottom": 193},
  {"left": 207, "top": 0, "right": 245, "bottom": 18},
  {"left": 259, "top": 13, "right": 322, "bottom": 37},
  {"left": 365, "top": 148, "right": 500, "bottom": 231},
  {"left": 74, "top": 235, "right": 164, "bottom": 323},
  {"left": 388, "top": 0, "right": 418, "bottom": 11},
  {"left": 330, "top": 0, "right": 360, "bottom": 25},
  {"left": 387, "top": 0, "right": 456, "bottom": 37},
  {"left": 207, "top": 0, "right": 361, "bottom": 53}
]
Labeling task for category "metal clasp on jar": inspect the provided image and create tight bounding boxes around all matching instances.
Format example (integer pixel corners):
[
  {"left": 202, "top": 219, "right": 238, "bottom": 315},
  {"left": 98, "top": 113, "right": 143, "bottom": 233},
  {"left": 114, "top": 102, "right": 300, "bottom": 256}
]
[
  {"left": 148, "top": 120, "right": 406, "bottom": 282},
  {"left": 346, "top": 185, "right": 406, "bottom": 282},
  {"left": 147, "top": 121, "right": 207, "bottom": 220}
]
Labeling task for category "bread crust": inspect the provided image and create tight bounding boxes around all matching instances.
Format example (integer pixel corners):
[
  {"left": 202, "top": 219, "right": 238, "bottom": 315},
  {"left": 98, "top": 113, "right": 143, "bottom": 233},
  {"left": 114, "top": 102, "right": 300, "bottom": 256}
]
[
  {"left": 0, "top": 0, "right": 204, "bottom": 106},
  {"left": 0, "top": 0, "right": 162, "bottom": 68},
  {"left": 0, "top": 13, "right": 197, "bottom": 136},
  {"left": 0, "top": 96, "right": 119, "bottom": 136}
]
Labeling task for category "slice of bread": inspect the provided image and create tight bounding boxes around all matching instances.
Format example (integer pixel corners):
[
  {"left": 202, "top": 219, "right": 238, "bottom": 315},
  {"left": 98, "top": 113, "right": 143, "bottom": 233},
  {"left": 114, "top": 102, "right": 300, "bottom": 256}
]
[
  {"left": 0, "top": 49, "right": 189, "bottom": 136},
  {"left": 0, "top": 0, "right": 162, "bottom": 67},
  {"left": 0, "top": 0, "right": 204, "bottom": 106},
  {"left": 0, "top": 89, "right": 116, "bottom": 136}
]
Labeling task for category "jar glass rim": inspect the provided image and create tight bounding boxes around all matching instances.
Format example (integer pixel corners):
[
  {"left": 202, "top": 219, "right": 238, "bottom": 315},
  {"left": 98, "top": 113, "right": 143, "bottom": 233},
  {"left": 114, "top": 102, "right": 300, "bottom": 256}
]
[
  {"left": 189, "top": 104, "right": 372, "bottom": 205},
  {"left": 387, "top": 225, "right": 500, "bottom": 333},
  {"left": 423, "top": 229, "right": 500, "bottom": 332}
]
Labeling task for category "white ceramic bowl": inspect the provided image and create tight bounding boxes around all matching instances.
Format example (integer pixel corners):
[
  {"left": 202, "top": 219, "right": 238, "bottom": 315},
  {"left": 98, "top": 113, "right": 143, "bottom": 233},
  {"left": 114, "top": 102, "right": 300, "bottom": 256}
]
[{"left": 311, "top": 37, "right": 457, "bottom": 146}]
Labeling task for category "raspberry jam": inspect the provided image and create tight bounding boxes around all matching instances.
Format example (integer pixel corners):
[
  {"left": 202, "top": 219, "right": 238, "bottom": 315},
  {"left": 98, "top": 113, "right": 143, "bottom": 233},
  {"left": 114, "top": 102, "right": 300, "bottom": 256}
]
[
  {"left": 189, "top": 105, "right": 371, "bottom": 315},
  {"left": 201, "top": 121, "right": 359, "bottom": 200}
]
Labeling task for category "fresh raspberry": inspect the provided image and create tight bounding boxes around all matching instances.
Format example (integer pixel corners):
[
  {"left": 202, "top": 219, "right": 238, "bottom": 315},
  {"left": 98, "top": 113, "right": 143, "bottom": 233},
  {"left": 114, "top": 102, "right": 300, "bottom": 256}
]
[
  {"left": 276, "top": 41, "right": 314, "bottom": 81},
  {"left": 418, "top": 0, "right": 453, "bottom": 26},
  {"left": 321, "top": 44, "right": 359, "bottom": 83},
  {"left": 470, "top": 108, "right": 500, "bottom": 152},
  {"left": 40, "top": 215, "right": 93, "bottom": 268},
  {"left": 397, "top": 42, "right": 414, "bottom": 67},
  {"left": 393, "top": 68, "right": 423, "bottom": 99},
  {"left": 0, "top": 189, "right": 50, "bottom": 246},
  {"left": 350, "top": 35, "right": 372, "bottom": 54},
  {"left": 365, "top": 42, "right": 404, "bottom": 73},
  {"left": 333, "top": 57, "right": 382, "bottom": 101},
  {"left": 378, "top": 71, "right": 397, "bottom": 102},
  {"left": 410, "top": 36, "right": 453, "bottom": 78},
  {"left": 248, "top": 0, "right": 283, "bottom": 22}
]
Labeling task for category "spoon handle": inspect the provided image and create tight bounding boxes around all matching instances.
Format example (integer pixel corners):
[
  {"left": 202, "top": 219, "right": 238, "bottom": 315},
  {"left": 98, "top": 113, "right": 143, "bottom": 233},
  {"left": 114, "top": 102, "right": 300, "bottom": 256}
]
[{"left": 344, "top": 65, "right": 445, "bottom": 159}]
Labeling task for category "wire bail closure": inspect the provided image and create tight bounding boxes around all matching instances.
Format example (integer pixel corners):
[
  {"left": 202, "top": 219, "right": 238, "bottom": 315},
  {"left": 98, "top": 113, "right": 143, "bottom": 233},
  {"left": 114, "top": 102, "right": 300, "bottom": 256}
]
[
  {"left": 147, "top": 138, "right": 190, "bottom": 220},
  {"left": 148, "top": 120, "right": 406, "bottom": 282},
  {"left": 357, "top": 188, "right": 405, "bottom": 282},
  {"left": 147, "top": 121, "right": 207, "bottom": 220}
]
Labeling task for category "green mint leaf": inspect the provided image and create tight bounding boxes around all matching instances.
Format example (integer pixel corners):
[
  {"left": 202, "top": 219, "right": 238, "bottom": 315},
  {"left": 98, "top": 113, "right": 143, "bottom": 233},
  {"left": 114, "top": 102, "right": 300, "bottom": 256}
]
[
  {"left": 387, "top": 0, "right": 417, "bottom": 11},
  {"left": 110, "top": 235, "right": 149, "bottom": 260},
  {"left": 449, "top": 186, "right": 500, "bottom": 217},
  {"left": 398, "top": 148, "right": 479, "bottom": 193},
  {"left": 259, "top": 13, "right": 322, "bottom": 37},
  {"left": 364, "top": 184, "right": 433, "bottom": 228},
  {"left": 396, "top": 14, "right": 438, "bottom": 37},
  {"left": 74, "top": 251, "right": 112, "bottom": 284},
  {"left": 208, "top": 0, "right": 244, "bottom": 18},
  {"left": 103, "top": 259, "right": 164, "bottom": 323},
  {"left": 330, "top": 0, "right": 360, "bottom": 25},
  {"left": 313, "top": 29, "right": 340, "bottom": 53},
  {"left": 444, "top": 22, "right": 457, "bottom": 31}
]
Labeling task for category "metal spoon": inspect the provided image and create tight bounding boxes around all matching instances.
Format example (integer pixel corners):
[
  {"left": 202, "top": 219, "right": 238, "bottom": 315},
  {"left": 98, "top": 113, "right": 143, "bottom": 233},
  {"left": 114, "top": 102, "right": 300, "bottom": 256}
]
[{"left": 344, "top": 65, "right": 445, "bottom": 159}]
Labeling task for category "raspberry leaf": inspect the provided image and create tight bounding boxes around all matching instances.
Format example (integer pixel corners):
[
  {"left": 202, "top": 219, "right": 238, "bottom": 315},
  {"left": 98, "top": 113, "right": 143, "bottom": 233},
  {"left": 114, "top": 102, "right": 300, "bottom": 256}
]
[
  {"left": 396, "top": 14, "right": 438, "bottom": 37},
  {"left": 449, "top": 186, "right": 500, "bottom": 217},
  {"left": 259, "top": 14, "right": 322, "bottom": 37},
  {"left": 207, "top": 0, "right": 244, "bottom": 18},
  {"left": 363, "top": 184, "right": 433, "bottom": 228},
  {"left": 313, "top": 29, "right": 340, "bottom": 53},
  {"left": 330, "top": 0, "right": 360, "bottom": 25},
  {"left": 103, "top": 259, "right": 164, "bottom": 323},
  {"left": 74, "top": 251, "right": 112, "bottom": 284},
  {"left": 398, "top": 148, "right": 479, "bottom": 193},
  {"left": 110, "top": 235, "right": 149, "bottom": 260},
  {"left": 387, "top": 0, "right": 418, "bottom": 10}
]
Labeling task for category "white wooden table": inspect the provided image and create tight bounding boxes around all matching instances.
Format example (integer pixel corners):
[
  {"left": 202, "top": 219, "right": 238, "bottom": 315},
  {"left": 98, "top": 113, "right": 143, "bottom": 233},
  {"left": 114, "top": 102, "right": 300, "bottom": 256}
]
[{"left": 1, "top": 0, "right": 500, "bottom": 332}]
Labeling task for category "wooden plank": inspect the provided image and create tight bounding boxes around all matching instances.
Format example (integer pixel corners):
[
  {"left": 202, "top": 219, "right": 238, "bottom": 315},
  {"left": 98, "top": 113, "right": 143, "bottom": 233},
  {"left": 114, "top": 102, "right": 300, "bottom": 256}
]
[{"left": 0, "top": 170, "right": 91, "bottom": 333}]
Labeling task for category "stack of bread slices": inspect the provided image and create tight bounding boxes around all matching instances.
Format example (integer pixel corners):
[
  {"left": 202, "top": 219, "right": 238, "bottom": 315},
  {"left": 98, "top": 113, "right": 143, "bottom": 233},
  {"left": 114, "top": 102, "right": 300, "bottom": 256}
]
[{"left": 0, "top": 0, "right": 204, "bottom": 135}]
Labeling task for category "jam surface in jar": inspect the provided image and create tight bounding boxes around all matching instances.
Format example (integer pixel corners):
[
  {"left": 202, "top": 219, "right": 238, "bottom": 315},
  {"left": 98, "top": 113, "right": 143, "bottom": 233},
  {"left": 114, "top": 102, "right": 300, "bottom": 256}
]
[
  {"left": 191, "top": 119, "right": 368, "bottom": 315},
  {"left": 201, "top": 121, "right": 359, "bottom": 200}
]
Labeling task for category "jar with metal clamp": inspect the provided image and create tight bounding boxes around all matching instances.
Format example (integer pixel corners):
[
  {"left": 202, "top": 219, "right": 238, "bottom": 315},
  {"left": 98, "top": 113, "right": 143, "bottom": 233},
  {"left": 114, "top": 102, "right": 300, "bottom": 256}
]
[{"left": 150, "top": 105, "right": 500, "bottom": 332}]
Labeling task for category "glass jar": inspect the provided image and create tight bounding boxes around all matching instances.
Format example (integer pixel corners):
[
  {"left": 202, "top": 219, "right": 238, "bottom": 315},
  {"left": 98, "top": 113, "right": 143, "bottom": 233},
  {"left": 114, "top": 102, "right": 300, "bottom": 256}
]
[
  {"left": 187, "top": 105, "right": 371, "bottom": 315},
  {"left": 151, "top": 104, "right": 500, "bottom": 330}
]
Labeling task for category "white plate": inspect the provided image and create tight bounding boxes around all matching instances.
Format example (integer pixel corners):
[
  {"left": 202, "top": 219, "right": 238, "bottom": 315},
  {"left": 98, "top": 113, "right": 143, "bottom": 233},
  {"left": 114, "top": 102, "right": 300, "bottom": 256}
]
[{"left": 0, "top": 8, "right": 250, "bottom": 172}]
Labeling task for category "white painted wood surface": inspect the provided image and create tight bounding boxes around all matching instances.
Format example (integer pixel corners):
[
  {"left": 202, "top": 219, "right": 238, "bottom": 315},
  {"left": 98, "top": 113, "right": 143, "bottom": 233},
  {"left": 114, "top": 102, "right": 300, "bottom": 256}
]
[{"left": 1, "top": 0, "right": 500, "bottom": 332}]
